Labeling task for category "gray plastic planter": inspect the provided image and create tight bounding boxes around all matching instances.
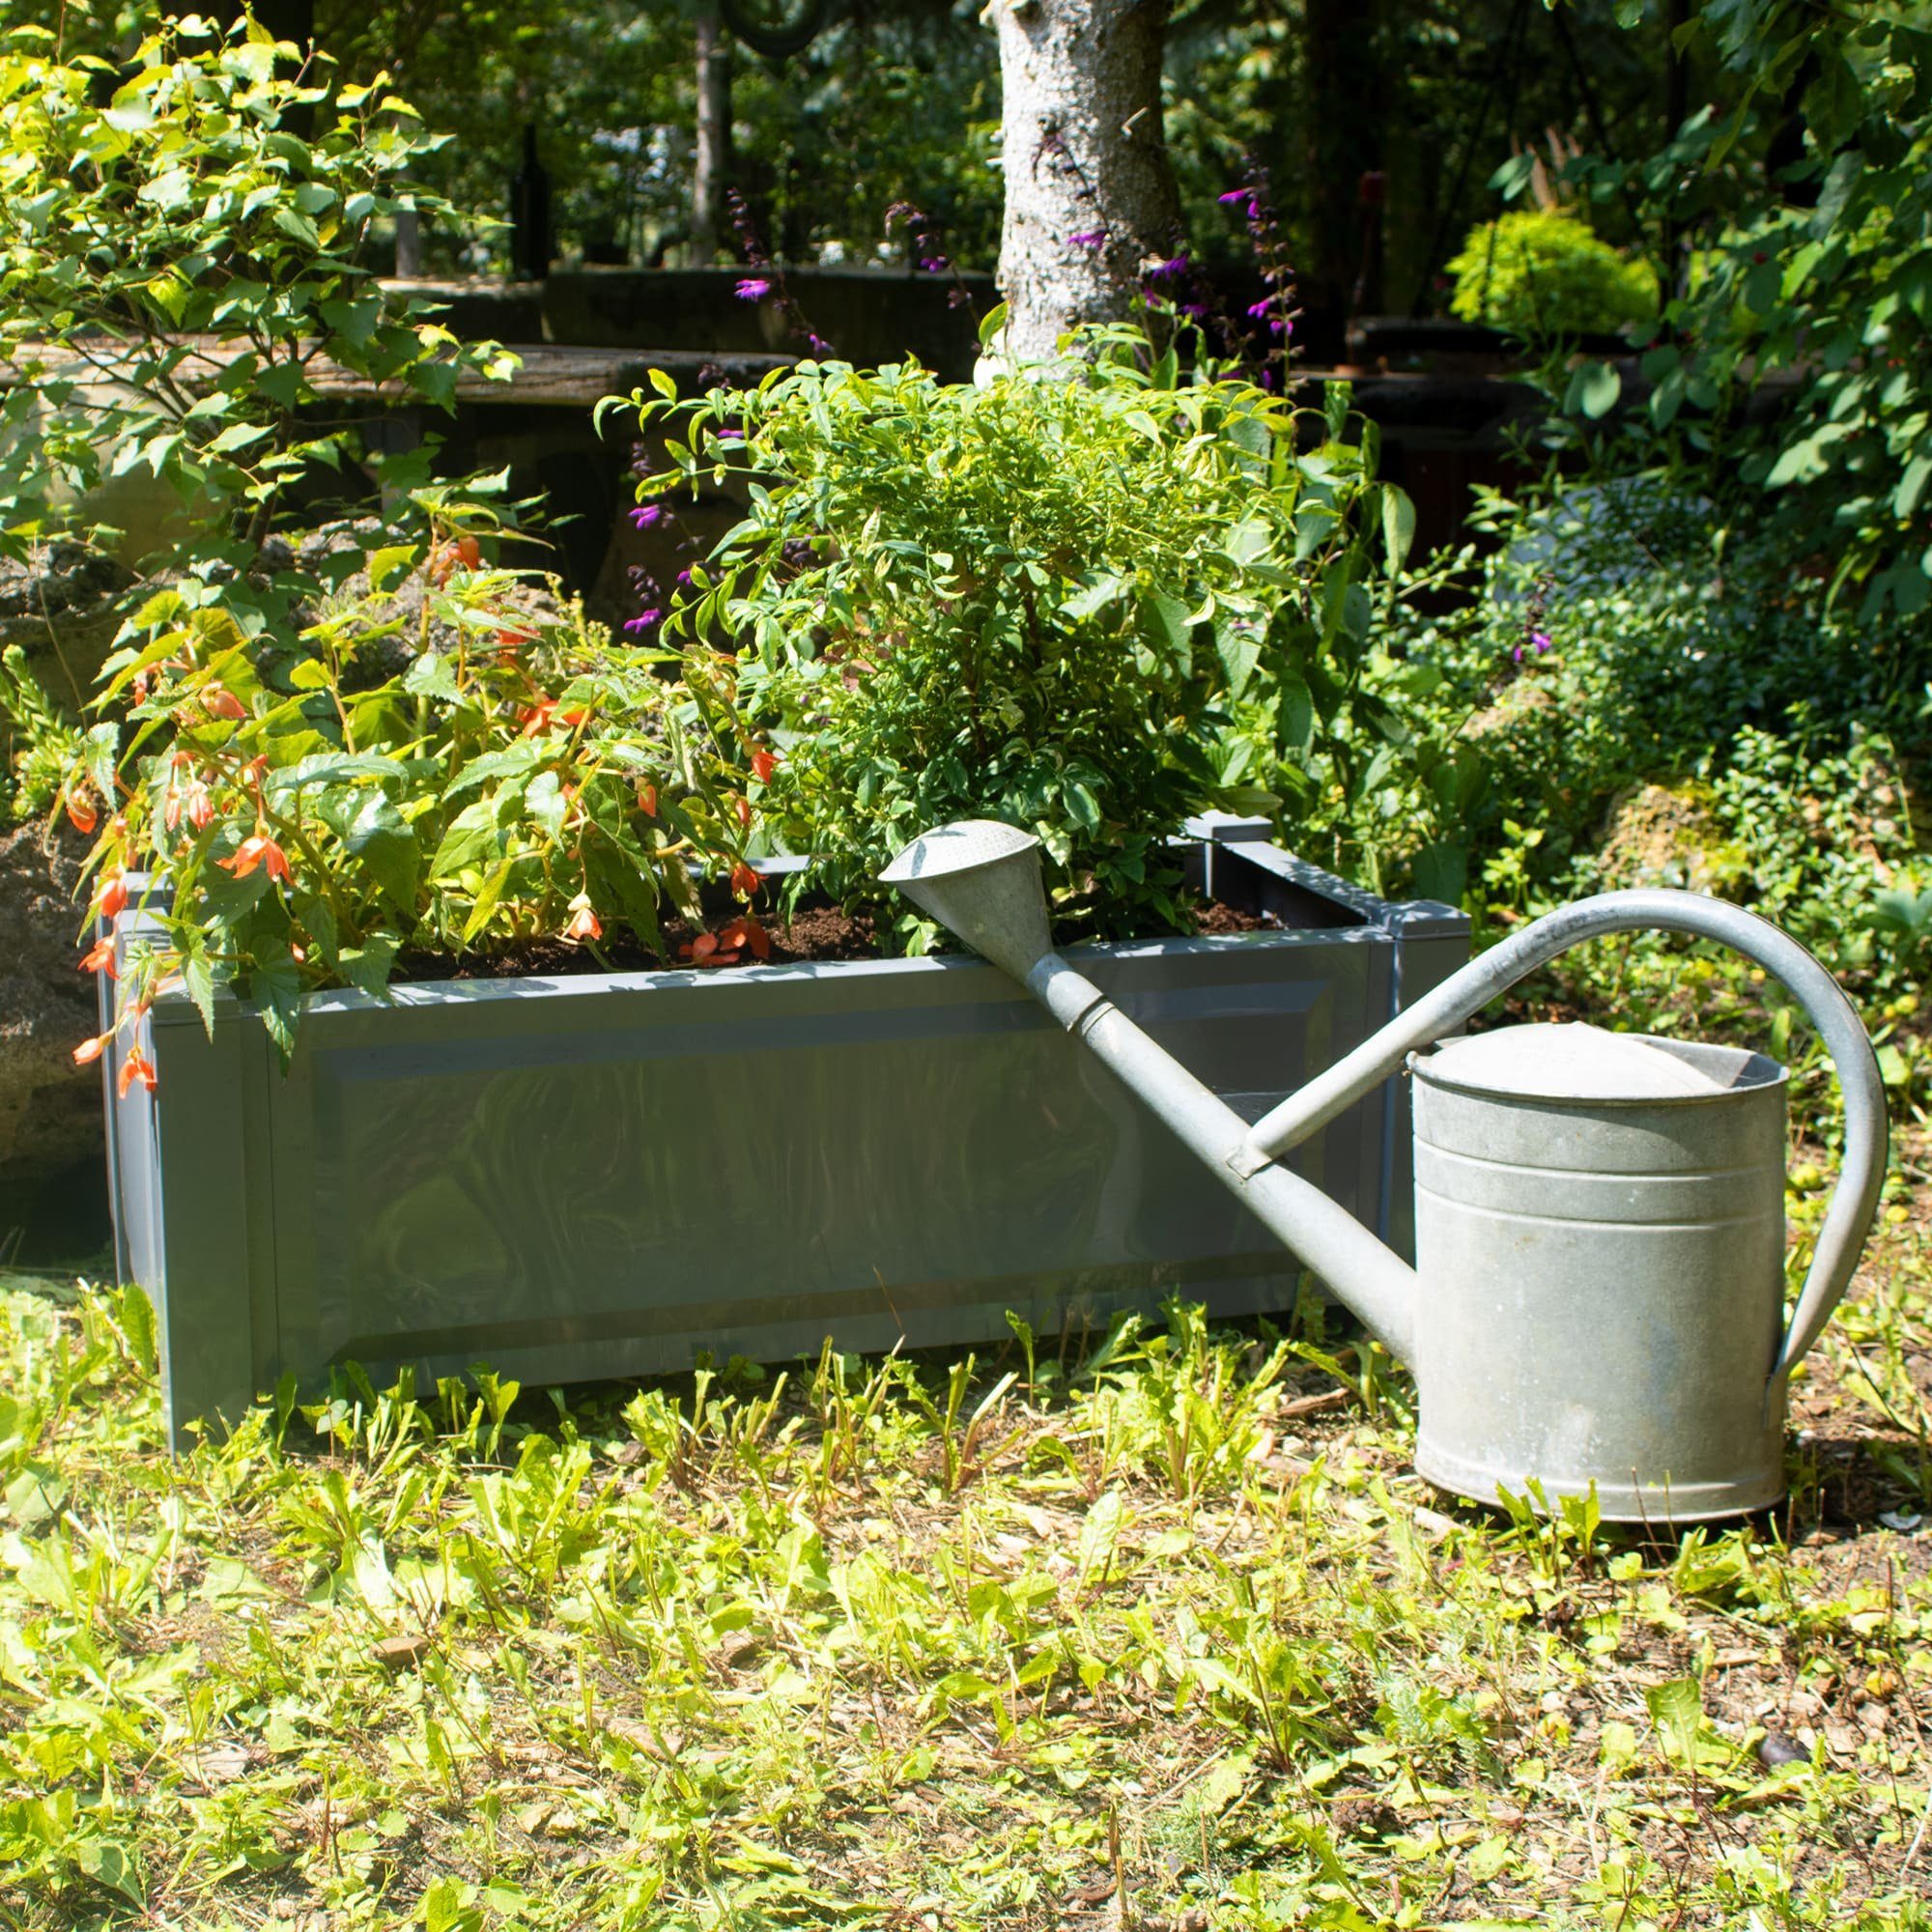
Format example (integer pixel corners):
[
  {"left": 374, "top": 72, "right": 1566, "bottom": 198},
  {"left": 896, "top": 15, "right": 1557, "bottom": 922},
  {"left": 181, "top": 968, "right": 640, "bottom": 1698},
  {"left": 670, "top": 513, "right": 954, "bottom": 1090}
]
[{"left": 97, "top": 818, "right": 1466, "bottom": 1446}]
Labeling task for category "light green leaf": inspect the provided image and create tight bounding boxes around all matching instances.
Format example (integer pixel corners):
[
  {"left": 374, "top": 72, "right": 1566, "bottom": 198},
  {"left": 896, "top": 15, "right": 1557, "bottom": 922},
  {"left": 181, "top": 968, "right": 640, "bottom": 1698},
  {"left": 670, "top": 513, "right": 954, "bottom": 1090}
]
[{"left": 1380, "top": 484, "right": 1417, "bottom": 576}]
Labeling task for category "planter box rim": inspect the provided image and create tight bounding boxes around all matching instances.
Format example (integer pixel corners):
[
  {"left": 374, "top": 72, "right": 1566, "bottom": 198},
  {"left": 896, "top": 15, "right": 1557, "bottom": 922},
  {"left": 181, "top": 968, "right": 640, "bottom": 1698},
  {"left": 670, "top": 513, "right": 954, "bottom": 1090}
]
[{"left": 141, "top": 918, "right": 1400, "bottom": 1028}]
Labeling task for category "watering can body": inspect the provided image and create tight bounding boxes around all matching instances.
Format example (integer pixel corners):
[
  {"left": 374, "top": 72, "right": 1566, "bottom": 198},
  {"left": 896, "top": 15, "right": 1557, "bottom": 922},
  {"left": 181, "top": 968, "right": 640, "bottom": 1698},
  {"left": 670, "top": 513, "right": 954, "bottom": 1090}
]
[
  {"left": 1408, "top": 1029, "right": 1790, "bottom": 1520},
  {"left": 881, "top": 820, "right": 1888, "bottom": 1522}
]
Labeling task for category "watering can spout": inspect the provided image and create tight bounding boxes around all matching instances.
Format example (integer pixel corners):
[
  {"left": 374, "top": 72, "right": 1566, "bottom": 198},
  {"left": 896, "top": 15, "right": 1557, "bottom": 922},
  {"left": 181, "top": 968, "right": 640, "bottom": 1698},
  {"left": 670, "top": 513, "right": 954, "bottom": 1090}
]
[{"left": 880, "top": 822, "right": 1423, "bottom": 1357}]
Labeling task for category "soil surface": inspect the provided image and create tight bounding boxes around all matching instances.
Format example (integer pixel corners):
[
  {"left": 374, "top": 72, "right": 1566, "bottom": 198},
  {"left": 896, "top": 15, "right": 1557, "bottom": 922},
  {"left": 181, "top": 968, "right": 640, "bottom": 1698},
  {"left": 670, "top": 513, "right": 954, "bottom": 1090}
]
[{"left": 388, "top": 895, "right": 1279, "bottom": 983}]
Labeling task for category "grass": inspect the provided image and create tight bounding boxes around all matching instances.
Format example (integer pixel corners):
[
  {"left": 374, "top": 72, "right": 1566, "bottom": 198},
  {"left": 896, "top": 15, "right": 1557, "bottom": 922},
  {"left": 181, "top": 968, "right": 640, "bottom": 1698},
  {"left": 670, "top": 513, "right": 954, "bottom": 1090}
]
[{"left": 0, "top": 1216, "right": 1926, "bottom": 1931}]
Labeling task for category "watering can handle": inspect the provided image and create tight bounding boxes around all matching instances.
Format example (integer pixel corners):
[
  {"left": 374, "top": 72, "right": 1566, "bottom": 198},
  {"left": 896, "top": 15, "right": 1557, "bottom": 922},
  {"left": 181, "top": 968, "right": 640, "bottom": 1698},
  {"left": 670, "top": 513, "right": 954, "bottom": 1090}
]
[{"left": 1241, "top": 888, "right": 1888, "bottom": 1378}]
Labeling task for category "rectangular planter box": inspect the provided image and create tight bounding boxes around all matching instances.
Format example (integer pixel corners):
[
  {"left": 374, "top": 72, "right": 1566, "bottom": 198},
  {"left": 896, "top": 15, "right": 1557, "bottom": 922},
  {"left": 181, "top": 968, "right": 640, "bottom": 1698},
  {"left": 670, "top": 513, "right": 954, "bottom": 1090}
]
[{"left": 99, "top": 820, "right": 1466, "bottom": 1447}]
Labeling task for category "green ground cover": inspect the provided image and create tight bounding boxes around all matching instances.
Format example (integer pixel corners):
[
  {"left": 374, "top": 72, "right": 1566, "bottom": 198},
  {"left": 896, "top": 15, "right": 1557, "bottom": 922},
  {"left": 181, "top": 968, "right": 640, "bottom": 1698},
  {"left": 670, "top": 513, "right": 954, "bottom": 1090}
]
[{"left": 0, "top": 1198, "right": 1926, "bottom": 1930}]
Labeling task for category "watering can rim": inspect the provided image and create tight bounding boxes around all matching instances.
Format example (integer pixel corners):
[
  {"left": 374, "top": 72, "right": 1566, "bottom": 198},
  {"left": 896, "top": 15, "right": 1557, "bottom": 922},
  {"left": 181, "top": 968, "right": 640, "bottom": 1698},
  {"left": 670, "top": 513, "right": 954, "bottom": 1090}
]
[
  {"left": 1410, "top": 1022, "right": 1788, "bottom": 1108},
  {"left": 879, "top": 818, "right": 1037, "bottom": 888}
]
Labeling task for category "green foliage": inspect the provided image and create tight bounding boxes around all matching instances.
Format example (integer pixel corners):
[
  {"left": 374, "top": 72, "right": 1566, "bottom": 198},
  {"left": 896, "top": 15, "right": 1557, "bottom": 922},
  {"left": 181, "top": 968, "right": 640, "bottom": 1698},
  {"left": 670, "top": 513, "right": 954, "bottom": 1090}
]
[
  {"left": 1446, "top": 209, "right": 1660, "bottom": 340},
  {"left": 630, "top": 327, "right": 1417, "bottom": 945},
  {"left": 0, "top": 647, "right": 80, "bottom": 821},
  {"left": 0, "top": 19, "right": 770, "bottom": 1065},
  {"left": 0, "top": 16, "right": 513, "bottom": 584},
  {"left": 1293, "top": 476, "right": 1931, "bottom": 1129},
  {"left": 1541, "top": 0, "right": 1932, "bottom": 613},
  {"left": 80, "top": 520, "right": 749, "bottom": 1065}
]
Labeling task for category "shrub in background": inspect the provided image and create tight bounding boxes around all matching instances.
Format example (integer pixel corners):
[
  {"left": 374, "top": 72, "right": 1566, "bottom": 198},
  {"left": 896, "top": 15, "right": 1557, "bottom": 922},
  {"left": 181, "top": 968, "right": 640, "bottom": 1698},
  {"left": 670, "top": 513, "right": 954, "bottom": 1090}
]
[
  {"left": 1446, "top": 210, "right": 1659, "bottom": 342},
  {"left": 0, "top": 15, "right": 514, "bottom": 692},
  {"left": 1529, "top": 1, "right": 1932, "bottom": 616},
  {"left": 1290, "top": 480, "right": 1932, "bottom": 1125},
  {"left": 626, "top": 320, "right": 1420, "bottom": 947}
]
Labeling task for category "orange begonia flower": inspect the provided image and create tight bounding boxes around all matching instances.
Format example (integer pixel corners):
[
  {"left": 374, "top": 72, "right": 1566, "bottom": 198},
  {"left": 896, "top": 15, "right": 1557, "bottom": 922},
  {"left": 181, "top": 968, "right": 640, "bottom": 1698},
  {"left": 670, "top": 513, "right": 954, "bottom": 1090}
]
[
  {"left": 200, "top": 685, "right": 247, "bottom": 721},
  {"left": 65, "top": 787, "right": 99, "bottom": 835},
  {"left": 78, "top": 938, "right": 117, "bottom": 979},
  {"left": 750, "top": 750, "right": 778, "bottom": 784},
  {"left": 720, "top": 916, "right": 772, "bottom": 962},
  {"left": 118, "top": 1048, "right": 157, "bottom": 1097},
  {"left": 729, "top": 861, "right": 761, "bottom": 900},
  {"left": 563, "top": 893, "right": 602, "bottom": 943},
  {"left": 636, "top": 781, "right": 658, "bottom": 817},
  {"left": 72, "top": 1032, "right": 111, "bottom": 1066},
  {"left": 218, "top": 834, "right": 293, "bottom": 883},
  {"left": 94, "top": 870, "right": 129, "bottom": 922}
]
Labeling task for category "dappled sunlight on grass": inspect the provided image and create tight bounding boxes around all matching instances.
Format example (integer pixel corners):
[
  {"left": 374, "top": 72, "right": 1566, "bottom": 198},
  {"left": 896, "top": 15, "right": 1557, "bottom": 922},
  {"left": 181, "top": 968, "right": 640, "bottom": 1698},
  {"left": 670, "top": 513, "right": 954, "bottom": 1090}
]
[{"left": 0, "top": 1265, "right": 1925, "bottom": 1928}]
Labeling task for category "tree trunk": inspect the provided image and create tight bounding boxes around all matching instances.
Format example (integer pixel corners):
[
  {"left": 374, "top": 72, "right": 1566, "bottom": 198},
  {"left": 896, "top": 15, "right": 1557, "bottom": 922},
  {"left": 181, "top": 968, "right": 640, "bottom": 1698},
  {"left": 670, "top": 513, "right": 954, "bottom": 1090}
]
[
  {"left": 992, "top": 0, "right": 1180, "bottom": 361},
  {"left": 692, "top": 5, "right": 731, "bottom": 264}
]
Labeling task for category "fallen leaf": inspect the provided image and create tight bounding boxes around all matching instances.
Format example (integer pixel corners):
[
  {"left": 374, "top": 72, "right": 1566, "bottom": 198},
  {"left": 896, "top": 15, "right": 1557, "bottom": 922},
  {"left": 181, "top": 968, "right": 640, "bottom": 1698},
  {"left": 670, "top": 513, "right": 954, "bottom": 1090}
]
[
  {"left": 370, "top": 1634, "right": 431, "bottom": 1670},
  {"left": 189, "top": 1740, "right": 251, "bottom": 1785}
]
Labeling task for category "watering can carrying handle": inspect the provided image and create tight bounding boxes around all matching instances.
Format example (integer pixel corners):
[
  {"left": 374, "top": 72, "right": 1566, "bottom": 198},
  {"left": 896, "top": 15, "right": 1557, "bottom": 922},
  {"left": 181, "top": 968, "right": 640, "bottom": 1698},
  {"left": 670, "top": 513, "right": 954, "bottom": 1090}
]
[{"left": 1241, "top": 889, "right": 1889, "bottom": 1378}]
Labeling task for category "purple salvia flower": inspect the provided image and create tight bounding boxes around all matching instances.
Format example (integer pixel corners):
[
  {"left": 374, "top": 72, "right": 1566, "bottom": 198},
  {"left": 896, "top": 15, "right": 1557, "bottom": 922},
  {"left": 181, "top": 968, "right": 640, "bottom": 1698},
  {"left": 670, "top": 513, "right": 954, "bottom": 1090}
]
[
  {"left": 676, "top": 569, "right": 694, "bottom": 588},
  {"left": 625, "top": 610, "right": 662, "bottom": 635},
  {"left": 920, "top": 255, "right": 950, "bottom": 273},
  {"left": 1530, "top": 630, "right": 1552, "bottom": 654},
  {"left": 1147, "top": 253, "right": 1188, "bottom": 280},
  {"left": 1217, "top": 188, "right": 1251, "bottom": 207},
  {"left": 631, "top": 503, "right": 666, "bottom": 529},
  {"left": 808, "top": 333, "right": 833, "bottom": 355},
  {"left": 1066, "top": 230, "right": 1105, "bottom": 248},
  {"left": 734, "top": 277, "right": 774, "bottom": 301},
  {"left": 1246, "top": 298, "right": 1274, "bottom": 320}
]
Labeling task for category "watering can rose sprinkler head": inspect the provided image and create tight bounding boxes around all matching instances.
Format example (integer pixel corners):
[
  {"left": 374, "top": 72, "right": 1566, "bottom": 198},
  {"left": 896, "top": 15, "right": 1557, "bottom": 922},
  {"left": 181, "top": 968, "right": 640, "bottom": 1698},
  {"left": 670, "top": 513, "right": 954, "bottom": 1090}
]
[{"left": 882, "top": 819, "right": 1889, "bottom": 1523}]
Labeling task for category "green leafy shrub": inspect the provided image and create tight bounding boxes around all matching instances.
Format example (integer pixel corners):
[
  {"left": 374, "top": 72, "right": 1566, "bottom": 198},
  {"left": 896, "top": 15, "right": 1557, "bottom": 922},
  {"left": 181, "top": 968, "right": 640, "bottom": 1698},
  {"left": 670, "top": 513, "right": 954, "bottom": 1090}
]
[
  {"left": 0, "top": 20, "right": 766, "bottom": 1073},
  {"left": 1288, "top": 480, "right": 1932, "bottom": 1125},
  {"left": 0, "top": 15, "right": 514, "bottom": 659},
  {"left": 1532, "top": 2, "right": 1932, "bottom": 613},
  {"left": 627, "top": 325, "right": 1417, "bottom": 945},
  {"left": 74, "top": 520, "right": 751, "bottom": 1071},
  {"left": 0, "top": 645, "right": 80, "bottom": 820},
  {"left": 1446, "top": 210, "right": 1659, "bottom": 341}
]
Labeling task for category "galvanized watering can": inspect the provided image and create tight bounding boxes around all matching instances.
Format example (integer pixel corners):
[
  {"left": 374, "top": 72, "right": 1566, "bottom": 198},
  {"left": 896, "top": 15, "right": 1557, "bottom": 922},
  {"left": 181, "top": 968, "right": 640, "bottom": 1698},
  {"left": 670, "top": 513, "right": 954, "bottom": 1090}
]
[{"left": 882, "top": 821, "right": 1889, "bottom": 1522}]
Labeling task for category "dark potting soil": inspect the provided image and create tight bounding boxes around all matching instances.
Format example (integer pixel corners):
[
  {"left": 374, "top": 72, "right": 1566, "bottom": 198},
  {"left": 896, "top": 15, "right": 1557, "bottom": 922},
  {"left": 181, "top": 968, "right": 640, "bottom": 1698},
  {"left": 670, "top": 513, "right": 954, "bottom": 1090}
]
[{"left": 387, "top": 895, "right": 1278, "bottom": 984}]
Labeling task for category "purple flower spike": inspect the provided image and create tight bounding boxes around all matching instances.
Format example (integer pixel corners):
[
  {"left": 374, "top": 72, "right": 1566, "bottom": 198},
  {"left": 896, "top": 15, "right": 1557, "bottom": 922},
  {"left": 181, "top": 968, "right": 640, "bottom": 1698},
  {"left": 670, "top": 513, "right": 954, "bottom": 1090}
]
[
  {"left": 1246, "top": 298, "right": 1273, "bottom": 320},
  {"left": 1179, "top": 301, "right": 1210, "bottom": 319},
  {"left": 631, "top": 502, "right": 666, "bottom": 529},
  {"left": 1530, "top": 630, "right": 1552, "bottom": 654},
  {"left": 1066, "top": 230, "right": 1105, "bottom": 249},
  {"left": 1146, "top": 253, "right": 1188, "bottom": 280},
  {"left": 676, "top": 569, "right": 694, "bottom": 588},
  {"left": 920, "top": 255, "right": 950, "bottom": 272},
  {"left": 625, "top": 609, "right": 662, "bottom": 635},
  {"left": 808, "top": 333, "right": 833, "bottom": 355},
  {"left": 1217, "top": 188, "right": 1251, "bottom": 207},
  {"left": 715, "top": 428, "right": 743, "bottom": 442},
  {"left": 1512, "top": 645, "right": 1524, "bottom": 664},
  {"left": 734, "top": 277, "right": 774, "bottom": 301}
]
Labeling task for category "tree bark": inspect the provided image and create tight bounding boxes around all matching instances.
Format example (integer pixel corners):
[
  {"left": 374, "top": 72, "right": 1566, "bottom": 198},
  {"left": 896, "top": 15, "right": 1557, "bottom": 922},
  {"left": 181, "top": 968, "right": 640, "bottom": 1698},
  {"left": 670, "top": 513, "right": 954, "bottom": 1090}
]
[
  {"left": 992, "top": 0, "right": 1180, "bottom": 361},
  {"left": 692, "top": 5, "right": 731, "bottom": 264}
]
